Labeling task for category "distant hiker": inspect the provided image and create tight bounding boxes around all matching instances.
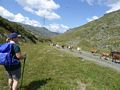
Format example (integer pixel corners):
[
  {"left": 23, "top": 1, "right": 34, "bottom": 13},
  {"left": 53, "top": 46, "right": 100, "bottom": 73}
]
[{"left": 4, "top": 33, "right": 25, "bottom": 90}]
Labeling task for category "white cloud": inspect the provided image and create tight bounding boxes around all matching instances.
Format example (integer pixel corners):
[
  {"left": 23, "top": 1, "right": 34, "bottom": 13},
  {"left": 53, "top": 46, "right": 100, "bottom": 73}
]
[
  {"left": 16, "top": 0, "right": 61, "bottom": 20},
  {"left": 14, "top": 13, "right": 26, "bottom": 22},
  {"left": 0, "top": 6, "right": 41, "bottom": 27},
  {"left": 24, "top": 7, "right": 34, "bottom": 13},
  {"left": 81, "top": 0, "right": 120, "bottom": 13},
  {"left": 45, "top": 23, "right": 69, "bottom": 33},
  {"left": 0, "top": 6, "right": 14, "bottom": 20},
  {"left": 81, "top": 0, "right": 94, "bottom": 5},
  {"left": 87, "top": 16, "right": 99, "bottom": 22},
  {"left": 35, "top": 9, "right": 60, "bottom": 20},
  {"left": 106, "top": 1, "right": 120, "bottom": 13}
]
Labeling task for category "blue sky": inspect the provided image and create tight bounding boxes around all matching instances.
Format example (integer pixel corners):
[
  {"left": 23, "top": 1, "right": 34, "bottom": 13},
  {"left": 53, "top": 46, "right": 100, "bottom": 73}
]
[{"left": 0, "top": 0, "right": 120, "bottom": 33}]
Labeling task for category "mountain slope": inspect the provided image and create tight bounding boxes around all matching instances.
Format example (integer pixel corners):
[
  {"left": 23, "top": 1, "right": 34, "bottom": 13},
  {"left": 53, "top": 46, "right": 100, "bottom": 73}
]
[
  {"left": 52, "top": 10, "right": 120, "bottom": 52},
  {"left": 0, "top": 16, "right": 38, "bottom": 43},
  {"left": 21, "top": 24, "right": 59, "bottom": 38}
]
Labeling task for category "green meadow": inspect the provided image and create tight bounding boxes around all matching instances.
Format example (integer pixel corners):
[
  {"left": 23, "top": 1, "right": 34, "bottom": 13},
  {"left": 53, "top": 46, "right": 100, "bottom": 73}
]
[{"left": 0, "top": 43, "right": 120, "bottom": 90}]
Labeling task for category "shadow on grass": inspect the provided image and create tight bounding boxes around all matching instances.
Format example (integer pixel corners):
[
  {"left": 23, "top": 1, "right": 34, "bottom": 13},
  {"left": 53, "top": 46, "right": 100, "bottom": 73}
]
[{"left": 22, "top": 78, "right": 51, "bottom": 90}]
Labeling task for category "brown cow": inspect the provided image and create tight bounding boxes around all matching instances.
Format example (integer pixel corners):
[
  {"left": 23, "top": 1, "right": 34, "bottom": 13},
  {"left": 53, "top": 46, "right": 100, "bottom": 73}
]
[
  {"left": 91, "top": 48, "right": 97, "bottom": 55},
  {"left": 100, "top": 52, "right": 110, "bottom": 60},
  {"left": 111, "top": 52, "right": 120, "bottom": 63}
]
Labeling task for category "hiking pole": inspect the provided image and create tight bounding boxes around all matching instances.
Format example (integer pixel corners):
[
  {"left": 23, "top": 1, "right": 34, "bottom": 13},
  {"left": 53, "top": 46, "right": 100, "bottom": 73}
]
[{"left": 20, "top": 54, "right": 27, "bottom": 90}]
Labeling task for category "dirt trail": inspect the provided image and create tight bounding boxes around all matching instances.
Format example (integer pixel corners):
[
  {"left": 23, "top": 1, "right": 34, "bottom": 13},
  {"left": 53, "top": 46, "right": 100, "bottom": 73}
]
[{"left": 59, "top": 48, "right": 120, "bottom": 72}]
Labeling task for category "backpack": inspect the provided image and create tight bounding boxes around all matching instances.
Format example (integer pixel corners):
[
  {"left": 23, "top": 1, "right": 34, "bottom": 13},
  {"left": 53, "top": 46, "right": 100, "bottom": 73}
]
[{"left": 0, "top": 42, "right": 19, "bottom": 65}]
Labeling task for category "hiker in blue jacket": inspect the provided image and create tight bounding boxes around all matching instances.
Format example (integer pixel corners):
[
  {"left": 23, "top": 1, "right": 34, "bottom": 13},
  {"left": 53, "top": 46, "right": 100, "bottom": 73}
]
[{"left": 4, "top": 33, "right": 25, "bottom": 90}]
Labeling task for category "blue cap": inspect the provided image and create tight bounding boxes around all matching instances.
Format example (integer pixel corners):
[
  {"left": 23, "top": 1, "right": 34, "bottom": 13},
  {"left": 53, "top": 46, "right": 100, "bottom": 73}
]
[{"left": 8, "top": 33, "right": 19, "bottom": 39}]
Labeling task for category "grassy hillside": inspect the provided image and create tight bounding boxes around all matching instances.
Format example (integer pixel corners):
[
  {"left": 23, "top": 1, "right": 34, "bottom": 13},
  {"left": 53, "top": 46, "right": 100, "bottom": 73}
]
[
  {"left": 0, "top": 43, "right": 120, "bottom": 90},
  {"left": 21, "top": 24, "right": 59, "bottom": 38},
  {"left": 52, "top": 10, "right": 120, "bottom": 52},
  {"left": 0, "top": 16, "right": 38, "bottom": 44}
]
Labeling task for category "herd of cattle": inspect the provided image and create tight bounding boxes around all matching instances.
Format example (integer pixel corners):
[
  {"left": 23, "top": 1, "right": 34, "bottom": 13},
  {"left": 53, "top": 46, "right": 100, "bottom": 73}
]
[
  {"left": 50, "top": 43, "right": 120, "bottom": 63},
  {"left": 90, "top": 48, "right": 120, "bottom": 63}
]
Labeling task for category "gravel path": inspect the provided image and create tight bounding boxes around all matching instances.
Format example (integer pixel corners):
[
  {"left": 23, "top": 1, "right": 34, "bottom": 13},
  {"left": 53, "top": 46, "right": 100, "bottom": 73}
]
[{"left": 59, "top": 48, "right": 120, "bottom": 72}]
